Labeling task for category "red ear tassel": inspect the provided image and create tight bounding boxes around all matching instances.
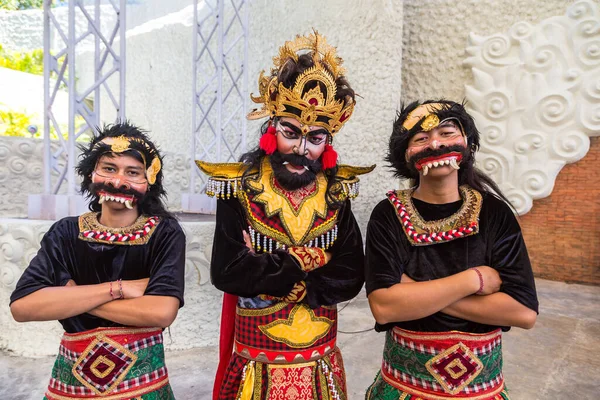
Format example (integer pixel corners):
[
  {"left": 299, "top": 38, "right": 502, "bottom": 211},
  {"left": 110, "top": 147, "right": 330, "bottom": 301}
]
[
  {"left": 259, "top": 125, "right": 277, "bottom": 155},
  {"left": 321, "top": 144, "right": 338, "bottom": 170}
]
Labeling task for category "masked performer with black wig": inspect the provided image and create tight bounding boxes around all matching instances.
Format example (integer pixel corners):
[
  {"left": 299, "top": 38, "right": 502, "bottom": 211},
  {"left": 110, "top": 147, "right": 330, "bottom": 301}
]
[
  {"left": 197, "top": 32, "right": 374, "bottom": 399},
  {"left": 10, "top": 122, "right": 185, "bottom": 400},
  {"left": 365, "top": 101, "right": 539, "bottom": 400}
]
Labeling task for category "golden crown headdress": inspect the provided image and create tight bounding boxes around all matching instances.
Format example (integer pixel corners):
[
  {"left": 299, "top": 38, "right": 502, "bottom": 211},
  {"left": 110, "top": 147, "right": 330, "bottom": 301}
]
[{"left": 247, "top": 32, "right": 354, "bottom": 136}]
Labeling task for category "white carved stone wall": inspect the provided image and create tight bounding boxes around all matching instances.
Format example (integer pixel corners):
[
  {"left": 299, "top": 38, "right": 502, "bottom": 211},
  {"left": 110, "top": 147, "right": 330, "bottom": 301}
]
[
  {"left": 401, "top": 0, "right": 600, "bottom": 214},
  {"left": 464, "top": 0, "right": 600, "bottom": 214},
  {"left": 0, "top": 218, "right": 221, "bottom": 357},
  {"left": 0, "top": 137, "right": 47, "bottom": 218}
]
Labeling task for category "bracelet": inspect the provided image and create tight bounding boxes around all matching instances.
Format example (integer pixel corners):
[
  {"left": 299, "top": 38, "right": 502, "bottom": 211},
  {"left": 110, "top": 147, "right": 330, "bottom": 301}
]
[
  {"left": 118, "top": 279, "right": 124, "bottom": 299},
  {"left": 109, "top": 281, "right": 116, "bottom": 300},
  {"left": 471, "top": 267, "right": 484, "bottom": 294}
]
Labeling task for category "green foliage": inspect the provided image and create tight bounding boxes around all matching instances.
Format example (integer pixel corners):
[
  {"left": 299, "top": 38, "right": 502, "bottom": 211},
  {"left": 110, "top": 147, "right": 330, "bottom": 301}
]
[
  {"left": 0, "top": 0, "right": 44, "bottom": 10},
  {"left": 0, "top": 44, "right": 44, "bottom": 75},
  {"left": 0, "top": 104, "right": 90, "bottom": 140},
  {"left": 0, "top": 107, "right": 37, "bottom": 137}
]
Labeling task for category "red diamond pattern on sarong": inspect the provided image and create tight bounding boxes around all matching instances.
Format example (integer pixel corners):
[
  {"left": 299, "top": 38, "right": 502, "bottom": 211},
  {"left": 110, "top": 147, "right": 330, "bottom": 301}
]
[
  {"left": 73, "top": 337, "right": 136, "bottom": 394},
  {"left": 425, "top": 342, "right": 483, "bottom": 395}
]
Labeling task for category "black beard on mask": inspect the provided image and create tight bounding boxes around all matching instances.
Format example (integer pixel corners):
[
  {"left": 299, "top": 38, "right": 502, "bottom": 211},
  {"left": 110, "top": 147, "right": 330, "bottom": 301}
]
[
  {"left": 89, "top": 182, "right": 147, "bottom": 204},
  {"left": 269, "top": 151, "right": 322, "bottom": 191},
  {"left": 407, "top": 144, "right": 469, "bottom": 176}
]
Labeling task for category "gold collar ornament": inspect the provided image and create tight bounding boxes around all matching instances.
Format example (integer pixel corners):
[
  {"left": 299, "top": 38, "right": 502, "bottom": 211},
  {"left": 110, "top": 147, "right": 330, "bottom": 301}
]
[
  {"left": 95, "top": 136, "right": 162, "bottom": 185},
  {"left": 387, "top": 185, "right": 483, "bottom": 246},
  {"left": 247, "top": 31, "right": 354, "bottom": 136}
]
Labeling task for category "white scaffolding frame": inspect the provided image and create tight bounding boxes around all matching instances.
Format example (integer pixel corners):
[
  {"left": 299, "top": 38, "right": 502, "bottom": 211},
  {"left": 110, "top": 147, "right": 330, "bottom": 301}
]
[
  {"left": 42, "top": 0, "right": 126, "bottom": 197},
  {"left": 184, "top": 0, "right": 250, "bottom": 212}
]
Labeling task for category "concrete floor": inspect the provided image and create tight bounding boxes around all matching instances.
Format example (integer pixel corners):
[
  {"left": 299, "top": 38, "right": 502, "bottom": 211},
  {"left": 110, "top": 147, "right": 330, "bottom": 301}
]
[{"left": 1, "top": 278, "right": 599, "bottom": 399}]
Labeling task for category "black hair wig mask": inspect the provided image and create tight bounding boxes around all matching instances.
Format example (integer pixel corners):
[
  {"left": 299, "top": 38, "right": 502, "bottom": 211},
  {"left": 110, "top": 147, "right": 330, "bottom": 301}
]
[
  {"left": 387, "top": 100, "right": 481, "bottom": 181},
  {"left": 76, "top": 122, "right": 173, "bottom": 218}
]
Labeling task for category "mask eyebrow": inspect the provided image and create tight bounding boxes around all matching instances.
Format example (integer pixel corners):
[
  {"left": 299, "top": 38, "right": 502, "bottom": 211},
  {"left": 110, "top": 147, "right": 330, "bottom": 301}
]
[
  {"left": 279, "top": 121, "right": 302, "bottom": 134},
  {"left": 98, "top": 160, "right": 117, "bottom": 167},
  {"left": 307, "top": 129, "right": 328, "bottom": 137},
  {"left": 438, "top": 119, "right": 459, "bottom": 129}
]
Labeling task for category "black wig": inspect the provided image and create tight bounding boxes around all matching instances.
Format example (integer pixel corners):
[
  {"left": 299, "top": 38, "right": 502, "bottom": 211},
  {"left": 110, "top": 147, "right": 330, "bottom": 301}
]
[
  {"left": 76, "top": 121, "right": 174, "bottom": 219},
  {"left": 387, "top": 100, "right": 514, "bottom": 207}
]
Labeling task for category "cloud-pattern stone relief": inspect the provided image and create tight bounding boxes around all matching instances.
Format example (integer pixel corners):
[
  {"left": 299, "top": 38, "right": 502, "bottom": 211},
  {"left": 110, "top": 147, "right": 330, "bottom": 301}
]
[{"left": 464, "top": 0, "right": 600, "bottom": 214}]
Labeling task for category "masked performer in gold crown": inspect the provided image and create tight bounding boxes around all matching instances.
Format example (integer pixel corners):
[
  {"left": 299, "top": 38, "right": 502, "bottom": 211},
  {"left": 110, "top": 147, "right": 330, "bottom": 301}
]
[
  {"left": 365, "top": 101, "right": 539, "bottom": 399},
  {"left": 10, "top": 122, "right": 185, "bottom": 400},
  {"left": 197, "top": 32, "right": 374, "bottom": 399}
]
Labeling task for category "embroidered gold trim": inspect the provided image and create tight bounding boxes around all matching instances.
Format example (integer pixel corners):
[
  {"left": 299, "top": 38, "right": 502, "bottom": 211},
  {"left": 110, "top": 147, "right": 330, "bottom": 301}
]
[
  {"left": 288, "top": 247, "right": 327, "bottom": 272},
  {"left": 71, "top": 336, "right": 138, "bottom": 395},
  {"left": 390, "top": 185, "right": 482, "bottom": 246},
  {"left": 236, "top": 302, "right": 289, "bottom": 317},
  {"left": 45, "top": 377, "right": 169, "bottom": 400},
  {"left": 258, "top": 304, "right": 333, "bottom": 348},
  {"left": 268, "top": 360, "right": 317, "bottom": 369},
  {"left": 392, "top": 327, "right": 502, "bottom": 342},
  {"left": 90, "top": 355, "right": 116, "bottom": 378},
  {"left": 234, "top": 340, "right": 336, "bottom": 364},
  {"left": 61, "top": 327, "right": 162, "bottom": 342},
  {"left": 78, "top": 212, "right": 160, "bottom": 246},
  {"left": 401, "top": 185, "right": 482, "bottom": 233},
  {"left": 238, "top": 158, "right": 338, "bottom": 246}
]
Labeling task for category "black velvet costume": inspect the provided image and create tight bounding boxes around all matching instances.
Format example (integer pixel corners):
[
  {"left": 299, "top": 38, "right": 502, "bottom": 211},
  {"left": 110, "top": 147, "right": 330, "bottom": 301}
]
[
  {"left": 365, "top": 190, "right": 539, "bottom": 333},
  {"left": 10, "top": 214, "right": 185, "bottom": 333},
  {"left": 211, "top": 196, "right": 365, "bottom": 307}
]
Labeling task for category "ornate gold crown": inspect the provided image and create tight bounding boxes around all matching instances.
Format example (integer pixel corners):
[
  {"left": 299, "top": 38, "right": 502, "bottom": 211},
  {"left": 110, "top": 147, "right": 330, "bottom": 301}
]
[{"left": 247, "top": 32, "right": 354, "bottom": 136}]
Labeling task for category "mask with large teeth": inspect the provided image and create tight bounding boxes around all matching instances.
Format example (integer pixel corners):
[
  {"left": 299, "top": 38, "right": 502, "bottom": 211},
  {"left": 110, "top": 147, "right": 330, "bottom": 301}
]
[
  {"left": 408, "top": 145, "right": 468, "bottom": 177},
  {"left": 91, "top": 183, "right": 145, "bottom": 210}
]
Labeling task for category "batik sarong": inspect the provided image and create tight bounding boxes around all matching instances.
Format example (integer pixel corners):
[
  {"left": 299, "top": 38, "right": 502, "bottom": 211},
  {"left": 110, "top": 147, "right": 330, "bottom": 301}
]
[
  {"left": 44, "top": 327, "right": 174, "bottom": 400},
  {"left": 366, "top": 328, "right": 509, "bottom": 400},
  {"left": 218, "top": 302, "right": 346, "bottom": 400}
]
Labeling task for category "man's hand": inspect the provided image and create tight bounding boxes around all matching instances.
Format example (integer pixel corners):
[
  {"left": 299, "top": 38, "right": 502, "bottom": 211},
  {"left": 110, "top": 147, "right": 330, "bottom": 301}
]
[
  {"left": 471, "top": 266, "right": 501, "bottom": 295},
  {"left": 121, "top": 278, "right": 150, "bottom": 299}
]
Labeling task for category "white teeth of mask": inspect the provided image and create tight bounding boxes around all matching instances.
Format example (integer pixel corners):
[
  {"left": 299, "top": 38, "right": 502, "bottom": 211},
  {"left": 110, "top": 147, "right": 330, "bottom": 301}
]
[
  {"left": 282, "top": 161, "right": 289, "bottom": 165},
  {"left": 423, "top": 165, "right": 429, "bottom": 176},
  {"left": 304, "top": 165, "right": 309, "bottom": 171},
  {"left": 450, "top": 158, "right": 460, "bottom": 170},
  {"left": 124, "top": 200, "right": 133, "bottom": 209},
  {"left": 99, "top": 195, "right": 105, "bottom": 204},
  {"left": 433, "top": 161, "right": 439, "bottom": 167}
]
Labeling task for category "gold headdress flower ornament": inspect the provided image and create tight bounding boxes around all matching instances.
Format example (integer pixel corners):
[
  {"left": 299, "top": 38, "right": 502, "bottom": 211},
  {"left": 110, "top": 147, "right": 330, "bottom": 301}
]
[
  {"left": 247, "top": 31, "right": 355, "bottom": 137},
  {"left": 94, "top": 136, "right": 162, "bottom": 185},
  {"left": 401, "top": 102, "right": 467, "bottom": 138}
]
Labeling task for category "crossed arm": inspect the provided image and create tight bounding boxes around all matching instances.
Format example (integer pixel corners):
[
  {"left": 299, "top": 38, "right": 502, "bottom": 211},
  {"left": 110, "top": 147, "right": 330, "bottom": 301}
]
[
  {"left": 365, "top": 200, "right": 537, "bottom": 330},
  {"left": 10, "top": 279, "right": 179, "bottom": 328}
]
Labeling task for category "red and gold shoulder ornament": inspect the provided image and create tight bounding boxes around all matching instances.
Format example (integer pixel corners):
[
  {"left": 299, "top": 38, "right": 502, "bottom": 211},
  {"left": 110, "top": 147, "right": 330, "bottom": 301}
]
[{"left": 196, "top": 159, "right": 374, "bottom": 251}]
